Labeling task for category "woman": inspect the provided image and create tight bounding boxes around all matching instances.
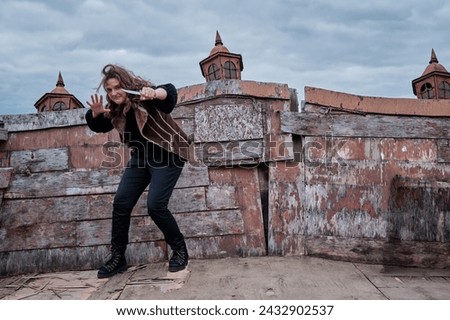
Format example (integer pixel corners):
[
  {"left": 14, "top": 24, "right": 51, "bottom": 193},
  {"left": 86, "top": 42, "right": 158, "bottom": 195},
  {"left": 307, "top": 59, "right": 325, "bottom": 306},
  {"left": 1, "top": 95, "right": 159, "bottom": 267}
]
[{"left": 85, "top": 64, "right": 190, "bottom": 278}]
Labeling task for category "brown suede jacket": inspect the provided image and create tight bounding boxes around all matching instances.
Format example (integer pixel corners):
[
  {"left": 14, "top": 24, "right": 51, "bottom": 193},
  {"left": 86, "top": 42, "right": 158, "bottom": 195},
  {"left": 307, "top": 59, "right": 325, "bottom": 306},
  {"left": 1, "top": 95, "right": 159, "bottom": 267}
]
[{"left": 85, "top": 83, "right": 190, "bottom": 161}]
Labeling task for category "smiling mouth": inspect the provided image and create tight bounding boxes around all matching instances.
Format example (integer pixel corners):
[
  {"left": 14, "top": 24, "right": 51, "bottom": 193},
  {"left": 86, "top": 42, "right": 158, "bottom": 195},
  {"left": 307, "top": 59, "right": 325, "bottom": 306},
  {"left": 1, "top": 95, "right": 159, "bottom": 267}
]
[{"left": 111, "top": 96, "right": 125, "bottom": 104}]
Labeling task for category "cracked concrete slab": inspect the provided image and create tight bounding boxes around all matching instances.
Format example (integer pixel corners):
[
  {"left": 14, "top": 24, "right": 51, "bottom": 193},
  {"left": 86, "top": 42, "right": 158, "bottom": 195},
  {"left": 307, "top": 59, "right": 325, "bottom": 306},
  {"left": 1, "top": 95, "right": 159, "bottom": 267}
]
[{"left": 1, "top": 256, "right": 449, "bottom": 300}]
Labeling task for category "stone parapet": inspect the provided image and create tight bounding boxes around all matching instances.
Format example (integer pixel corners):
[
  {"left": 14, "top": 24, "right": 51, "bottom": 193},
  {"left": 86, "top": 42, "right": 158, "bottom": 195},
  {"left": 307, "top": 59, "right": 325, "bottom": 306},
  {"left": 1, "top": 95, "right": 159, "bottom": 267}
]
[
  {"left": 0, "top": 108, "right": 86, "bottom": 132},
  {"left": 1, "top": 82, "right": 449, "bottom": 275},
  {"left": 304, "top": 86, "right": 450, "bottom": 116}
]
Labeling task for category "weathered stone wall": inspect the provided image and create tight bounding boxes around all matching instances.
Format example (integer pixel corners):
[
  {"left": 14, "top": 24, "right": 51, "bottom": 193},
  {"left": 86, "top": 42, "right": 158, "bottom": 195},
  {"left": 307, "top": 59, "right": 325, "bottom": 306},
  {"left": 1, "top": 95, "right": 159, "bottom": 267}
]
[
  {"left": 0, "top": 80, "right": 291, "bottom": 276},
  {"left": 272, "top": 87, "right": 450, "bottom": 268},
  {"left": 0, "top": 81, "right": 449, "bottom": 276}
]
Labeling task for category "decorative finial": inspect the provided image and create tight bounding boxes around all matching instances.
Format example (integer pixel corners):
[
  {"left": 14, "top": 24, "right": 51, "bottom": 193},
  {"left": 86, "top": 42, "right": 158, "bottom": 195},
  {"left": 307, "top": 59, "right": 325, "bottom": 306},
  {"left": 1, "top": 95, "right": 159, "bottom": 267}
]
[
  {"left": 215, "top": 30, "right": 223, "bottom": 46},
  {"left": 56, "top": 71, "right": 65, "bottom": 87},
  {"left": 429, "top": 48, "right": 439, "bottom": 64}
]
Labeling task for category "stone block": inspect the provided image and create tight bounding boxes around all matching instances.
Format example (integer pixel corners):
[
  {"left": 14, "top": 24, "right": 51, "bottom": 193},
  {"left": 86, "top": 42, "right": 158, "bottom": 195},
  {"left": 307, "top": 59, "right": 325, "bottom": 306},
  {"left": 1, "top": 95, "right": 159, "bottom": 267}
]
[{"left": 10, "top": 148, "right": 69, "bottom": 173}]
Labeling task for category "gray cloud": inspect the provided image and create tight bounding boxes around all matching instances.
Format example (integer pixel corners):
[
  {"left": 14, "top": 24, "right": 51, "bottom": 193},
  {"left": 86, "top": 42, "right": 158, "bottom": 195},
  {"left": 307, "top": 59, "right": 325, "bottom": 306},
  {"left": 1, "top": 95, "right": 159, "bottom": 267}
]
[{"left": 1, "top": 0, "right": 449, "bottom": 115}]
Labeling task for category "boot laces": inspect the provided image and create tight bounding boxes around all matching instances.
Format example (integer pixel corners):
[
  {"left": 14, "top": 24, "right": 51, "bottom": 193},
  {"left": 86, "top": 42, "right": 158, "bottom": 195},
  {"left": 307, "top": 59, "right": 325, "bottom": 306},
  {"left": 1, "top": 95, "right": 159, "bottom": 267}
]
[
  {"left": 103, "top": 253, "right": 124, "bottom": 272},
  {"left": 170, "top": 249, "right": 187, "bottom": 265}
]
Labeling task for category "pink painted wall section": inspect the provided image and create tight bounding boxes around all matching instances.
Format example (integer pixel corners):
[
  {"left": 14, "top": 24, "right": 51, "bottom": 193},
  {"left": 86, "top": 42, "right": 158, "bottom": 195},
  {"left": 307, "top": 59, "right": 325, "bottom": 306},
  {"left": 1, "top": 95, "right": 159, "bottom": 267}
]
[
  {"left": 177, "top": 79, "right": 291, "bottom": 103},
  {"left": 305, "top": 86, "right": 450, "bottom": 116},
  {"left": 275, "top": 89, "right": 450, "bottom": 267}
]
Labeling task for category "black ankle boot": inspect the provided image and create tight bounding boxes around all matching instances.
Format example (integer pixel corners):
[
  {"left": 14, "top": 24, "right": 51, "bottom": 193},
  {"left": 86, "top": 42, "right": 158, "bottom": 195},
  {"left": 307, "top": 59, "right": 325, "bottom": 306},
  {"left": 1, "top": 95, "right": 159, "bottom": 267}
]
[
  {"left": 169, "top": 242, "right": 188, "bottom": 272},
  {"left": 97, "top": 251, "right": 127, "bottom": 279}
]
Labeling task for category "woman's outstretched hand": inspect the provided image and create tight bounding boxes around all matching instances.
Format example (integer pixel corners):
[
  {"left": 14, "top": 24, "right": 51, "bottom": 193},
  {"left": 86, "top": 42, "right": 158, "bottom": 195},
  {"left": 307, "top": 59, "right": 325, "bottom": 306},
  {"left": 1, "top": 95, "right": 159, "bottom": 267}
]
[{"left": 86, "top": 94, "right": 110, "bottom": 118}]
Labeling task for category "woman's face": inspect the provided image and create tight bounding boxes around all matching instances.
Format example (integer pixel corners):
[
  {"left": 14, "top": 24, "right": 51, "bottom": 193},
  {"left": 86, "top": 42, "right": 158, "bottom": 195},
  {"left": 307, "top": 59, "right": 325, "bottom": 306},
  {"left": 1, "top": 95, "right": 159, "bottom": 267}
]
[{"left": 105, "top": 78, "right": 127, "bottom": 105}]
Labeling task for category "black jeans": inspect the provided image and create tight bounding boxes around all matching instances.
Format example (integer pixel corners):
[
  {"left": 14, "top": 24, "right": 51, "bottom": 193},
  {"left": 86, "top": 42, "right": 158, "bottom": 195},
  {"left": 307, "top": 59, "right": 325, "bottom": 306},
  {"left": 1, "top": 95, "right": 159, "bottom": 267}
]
[{"left": 111, "top": 153, "right": 185, "bottom": 254}]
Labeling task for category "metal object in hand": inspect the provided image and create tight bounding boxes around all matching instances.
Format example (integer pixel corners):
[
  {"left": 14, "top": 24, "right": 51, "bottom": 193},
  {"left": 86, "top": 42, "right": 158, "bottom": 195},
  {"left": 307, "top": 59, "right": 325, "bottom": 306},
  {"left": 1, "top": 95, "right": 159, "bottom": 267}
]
[{"left": 121, "top": 89, "right": 141, "bottom": 95}]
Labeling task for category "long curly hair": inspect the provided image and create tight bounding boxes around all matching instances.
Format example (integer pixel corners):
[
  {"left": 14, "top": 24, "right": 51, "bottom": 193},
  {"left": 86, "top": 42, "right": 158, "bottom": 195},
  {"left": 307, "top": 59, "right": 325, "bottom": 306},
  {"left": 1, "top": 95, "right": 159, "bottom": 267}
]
[{"left": 98, "top": 64, "right": 153, "bottom": 118}]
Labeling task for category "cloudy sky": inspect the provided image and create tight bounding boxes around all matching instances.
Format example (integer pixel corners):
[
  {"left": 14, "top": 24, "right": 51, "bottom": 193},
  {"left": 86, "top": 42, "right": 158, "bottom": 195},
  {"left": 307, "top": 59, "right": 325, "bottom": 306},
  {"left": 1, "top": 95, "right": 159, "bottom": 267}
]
[{"left": 1, "top": 0, "right": 449, "bottom": 115}]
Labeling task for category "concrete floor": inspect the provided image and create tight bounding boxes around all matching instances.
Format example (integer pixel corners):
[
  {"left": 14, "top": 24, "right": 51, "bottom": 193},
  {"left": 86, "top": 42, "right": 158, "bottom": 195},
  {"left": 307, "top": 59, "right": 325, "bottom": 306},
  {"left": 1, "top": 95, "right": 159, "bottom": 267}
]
[{"left": 1, "top": 256, "right": 450, "bottom": 300}]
